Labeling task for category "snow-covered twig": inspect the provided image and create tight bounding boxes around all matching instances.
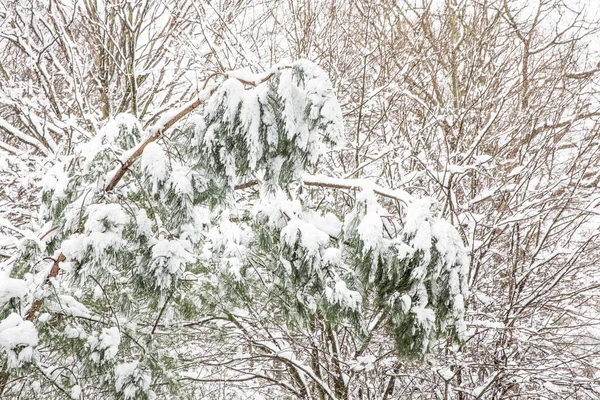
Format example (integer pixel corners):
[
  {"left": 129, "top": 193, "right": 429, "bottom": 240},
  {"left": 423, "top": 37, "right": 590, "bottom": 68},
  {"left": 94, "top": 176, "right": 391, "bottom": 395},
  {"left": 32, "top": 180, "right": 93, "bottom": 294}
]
[{"left": 302, "top": 174, "right": 412, "bottom": 206}]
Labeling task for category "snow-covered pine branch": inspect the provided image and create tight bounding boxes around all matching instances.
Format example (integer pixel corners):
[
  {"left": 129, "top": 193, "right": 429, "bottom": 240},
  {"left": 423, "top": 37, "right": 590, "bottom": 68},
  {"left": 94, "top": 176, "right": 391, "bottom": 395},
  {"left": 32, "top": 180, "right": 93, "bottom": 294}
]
[{"left": 0, "top": 60, "right": 468, "bottom": 399}]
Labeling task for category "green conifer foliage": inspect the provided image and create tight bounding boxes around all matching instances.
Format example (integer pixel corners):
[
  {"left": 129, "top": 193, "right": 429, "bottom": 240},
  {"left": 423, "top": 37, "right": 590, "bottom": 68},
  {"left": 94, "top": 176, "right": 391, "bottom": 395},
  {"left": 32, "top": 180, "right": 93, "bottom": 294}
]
[{"left": 0, "top": 60, "right": 468, "bottom": 398}]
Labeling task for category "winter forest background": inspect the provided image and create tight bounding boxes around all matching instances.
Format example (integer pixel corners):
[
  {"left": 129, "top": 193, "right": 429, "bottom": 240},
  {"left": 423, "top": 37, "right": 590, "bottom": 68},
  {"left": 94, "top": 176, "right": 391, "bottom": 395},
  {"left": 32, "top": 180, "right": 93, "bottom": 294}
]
[{"left": 1, "top": 0, "right": 600, "bottom": 398}]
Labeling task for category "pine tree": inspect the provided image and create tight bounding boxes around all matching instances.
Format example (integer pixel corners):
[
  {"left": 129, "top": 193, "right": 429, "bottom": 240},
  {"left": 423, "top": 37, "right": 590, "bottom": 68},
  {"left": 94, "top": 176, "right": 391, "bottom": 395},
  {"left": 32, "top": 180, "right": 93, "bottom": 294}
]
[{"left": 0, "top": 60, "right": 468, "bottom": 399}]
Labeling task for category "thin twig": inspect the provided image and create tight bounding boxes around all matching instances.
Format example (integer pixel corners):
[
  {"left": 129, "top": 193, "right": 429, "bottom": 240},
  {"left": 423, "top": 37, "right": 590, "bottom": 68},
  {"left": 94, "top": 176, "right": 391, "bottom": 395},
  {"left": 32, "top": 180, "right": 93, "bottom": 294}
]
[{"left": 152, "top": 291, "right": 174, "bottom": 334}]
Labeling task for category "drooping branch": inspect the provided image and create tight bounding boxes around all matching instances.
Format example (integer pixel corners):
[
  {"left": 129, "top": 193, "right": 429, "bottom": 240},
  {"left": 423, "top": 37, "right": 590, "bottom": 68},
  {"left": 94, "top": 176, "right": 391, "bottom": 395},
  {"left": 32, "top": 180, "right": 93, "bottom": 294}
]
[
  {"left": 23, "top": 96, "right": 208, "bottom": 323},
  {"left": 105, "top": 66, "right": 291, "bottom": 192},
  {"left": 23, "top": 69, "right": 288, "bottom": 323}
]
